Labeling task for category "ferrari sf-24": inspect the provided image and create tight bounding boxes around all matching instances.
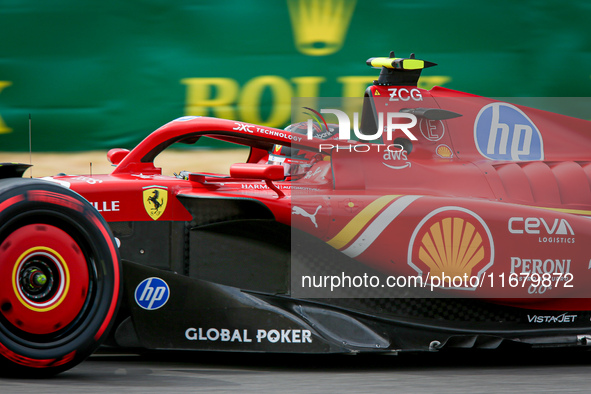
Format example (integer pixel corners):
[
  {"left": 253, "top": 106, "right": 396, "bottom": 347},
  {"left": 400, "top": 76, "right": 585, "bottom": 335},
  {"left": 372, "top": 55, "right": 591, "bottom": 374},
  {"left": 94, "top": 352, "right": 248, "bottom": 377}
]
[{"left": 1, "top": 52, "right": 590, "bottom": 376}]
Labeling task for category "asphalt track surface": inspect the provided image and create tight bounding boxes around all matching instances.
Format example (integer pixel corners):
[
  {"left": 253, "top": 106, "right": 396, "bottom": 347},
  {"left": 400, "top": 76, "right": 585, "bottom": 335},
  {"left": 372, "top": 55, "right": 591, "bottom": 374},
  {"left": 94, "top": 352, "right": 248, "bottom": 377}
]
[{"left": 2, "top": 347, "right": 591, "bottom": 393}]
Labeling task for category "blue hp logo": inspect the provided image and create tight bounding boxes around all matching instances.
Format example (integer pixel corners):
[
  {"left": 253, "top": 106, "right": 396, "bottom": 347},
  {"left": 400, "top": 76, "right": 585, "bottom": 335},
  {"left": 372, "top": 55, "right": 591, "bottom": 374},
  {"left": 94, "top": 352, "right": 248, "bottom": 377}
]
[
  {"left": 474, "top": 103, "right": 543, "bottom": 161},
  {"left": 134, "top": 277, "right": 170, "bottom": 310}
]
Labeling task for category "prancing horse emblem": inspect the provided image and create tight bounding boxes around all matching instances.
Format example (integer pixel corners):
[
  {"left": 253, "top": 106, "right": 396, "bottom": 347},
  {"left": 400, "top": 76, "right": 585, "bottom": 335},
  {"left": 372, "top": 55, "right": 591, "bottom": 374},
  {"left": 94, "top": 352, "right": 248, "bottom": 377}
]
[
  {"left": 143, "top": 186, "right": 168, "bottom": 220},
  {"left": 292, "top": 205, "right": 322, "bottom": 228}
]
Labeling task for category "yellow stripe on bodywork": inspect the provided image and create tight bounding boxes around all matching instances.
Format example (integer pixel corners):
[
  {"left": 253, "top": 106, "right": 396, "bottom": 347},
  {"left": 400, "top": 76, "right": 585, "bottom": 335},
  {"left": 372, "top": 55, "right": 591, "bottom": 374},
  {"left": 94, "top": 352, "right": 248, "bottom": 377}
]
[
  {"left": 533, "top": 205, "right": 591, "bottom": 216},
  {"left": 327, "top": 195, "right": 399, "bottom": 250}
]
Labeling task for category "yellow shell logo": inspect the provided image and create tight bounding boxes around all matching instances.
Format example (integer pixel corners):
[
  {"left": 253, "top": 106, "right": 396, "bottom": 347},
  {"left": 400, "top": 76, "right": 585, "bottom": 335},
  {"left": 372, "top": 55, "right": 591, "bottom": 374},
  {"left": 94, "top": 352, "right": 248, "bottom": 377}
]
[
  {"left": 409, "top": 208, "right": 494, "bottom": 286},
  {"left": 419, "top": 217, "right": 483, "bottom": 278},
  {"left": 143, "top": 186, "right": 168, "bottom": 220},
  {"left": 436, "top": 144, "right": 453, "bottom": 158}
]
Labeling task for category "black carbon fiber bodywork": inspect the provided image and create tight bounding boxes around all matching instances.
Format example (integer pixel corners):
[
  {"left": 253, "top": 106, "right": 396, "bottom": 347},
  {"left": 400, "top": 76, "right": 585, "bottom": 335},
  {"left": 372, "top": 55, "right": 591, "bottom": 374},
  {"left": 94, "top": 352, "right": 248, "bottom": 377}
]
[{"left": 107, "top": 196, "right": 591, "bottom": 355}]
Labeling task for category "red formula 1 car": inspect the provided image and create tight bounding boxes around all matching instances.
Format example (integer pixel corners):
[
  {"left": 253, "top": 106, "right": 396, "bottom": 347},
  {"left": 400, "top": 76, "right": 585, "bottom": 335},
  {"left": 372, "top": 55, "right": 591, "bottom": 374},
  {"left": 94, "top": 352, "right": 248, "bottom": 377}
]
[{"left": 1, "top": 52, "right": 591, "bottom": 376}]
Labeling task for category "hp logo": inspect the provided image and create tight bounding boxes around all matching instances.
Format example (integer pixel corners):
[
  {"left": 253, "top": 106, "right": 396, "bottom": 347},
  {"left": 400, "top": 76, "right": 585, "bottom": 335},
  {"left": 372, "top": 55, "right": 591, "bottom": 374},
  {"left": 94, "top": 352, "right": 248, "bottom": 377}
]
[
  {"left": 474, "top": 102, "right": 543, "bottom": 161},
  {"left": 134, "top": 277, "right": 170, "bottom": 310}
]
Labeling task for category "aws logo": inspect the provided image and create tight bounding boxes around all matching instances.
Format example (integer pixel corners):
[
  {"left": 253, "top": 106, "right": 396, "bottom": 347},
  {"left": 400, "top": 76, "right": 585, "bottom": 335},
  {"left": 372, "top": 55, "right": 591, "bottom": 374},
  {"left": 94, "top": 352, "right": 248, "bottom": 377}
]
[
  {"left": 382, "top": 146, "right": 410, "bottom": 169},
  {"left": 408, "top": 207, "right": 494, "bottom": 287},
  {"left": 287, "top": 0, "right": 356, "bottom": 56}
]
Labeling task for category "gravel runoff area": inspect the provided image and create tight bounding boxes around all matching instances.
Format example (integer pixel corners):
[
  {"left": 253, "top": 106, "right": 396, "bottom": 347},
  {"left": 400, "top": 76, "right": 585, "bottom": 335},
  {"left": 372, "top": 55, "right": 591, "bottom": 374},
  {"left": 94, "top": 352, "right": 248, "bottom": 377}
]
[{"left": 0, "top": 149, "right": 249, "bottom": 178}]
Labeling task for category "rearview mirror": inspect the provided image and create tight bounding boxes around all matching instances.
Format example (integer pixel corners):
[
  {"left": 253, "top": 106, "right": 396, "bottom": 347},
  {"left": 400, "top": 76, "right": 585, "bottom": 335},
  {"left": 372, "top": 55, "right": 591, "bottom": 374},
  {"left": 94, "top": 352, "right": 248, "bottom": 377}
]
[
  {"left": 230, "top": 164, "right": 285, "bottom": 198},
  {"left": 229, "top": 163, "right": 284, "bottom": 181},
  {"left": 107, "top": 148, "right": 130, "bottom": 165}
]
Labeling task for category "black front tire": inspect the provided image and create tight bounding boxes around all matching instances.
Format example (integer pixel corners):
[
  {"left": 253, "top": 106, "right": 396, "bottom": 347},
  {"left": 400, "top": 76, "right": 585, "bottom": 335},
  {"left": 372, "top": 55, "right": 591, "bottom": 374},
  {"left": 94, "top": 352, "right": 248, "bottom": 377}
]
[{"left": 0, "top": 178, "right": 121, "bottom": 377}]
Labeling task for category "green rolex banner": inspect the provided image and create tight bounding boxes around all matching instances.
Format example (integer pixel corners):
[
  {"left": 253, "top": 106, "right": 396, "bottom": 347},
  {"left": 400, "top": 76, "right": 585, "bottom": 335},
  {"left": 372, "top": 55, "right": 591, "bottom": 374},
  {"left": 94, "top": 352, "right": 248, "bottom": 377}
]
[{"left": 0, "top": 0, "right": 589, "bottom": 151}]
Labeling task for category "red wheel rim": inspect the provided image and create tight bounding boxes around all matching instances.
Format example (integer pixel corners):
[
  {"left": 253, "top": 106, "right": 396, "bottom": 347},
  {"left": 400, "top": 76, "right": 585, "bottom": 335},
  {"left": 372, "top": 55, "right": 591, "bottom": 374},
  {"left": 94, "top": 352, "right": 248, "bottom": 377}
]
[{"left": 0, "top": 224, "right": 90, "bottom": 335}]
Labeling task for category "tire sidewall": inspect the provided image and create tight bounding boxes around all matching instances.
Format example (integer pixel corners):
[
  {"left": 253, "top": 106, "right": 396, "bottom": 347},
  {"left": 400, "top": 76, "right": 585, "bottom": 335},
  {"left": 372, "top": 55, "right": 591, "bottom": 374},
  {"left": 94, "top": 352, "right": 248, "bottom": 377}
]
[{"left": 0, "top": 178, "right": 121, "bottom": 374}]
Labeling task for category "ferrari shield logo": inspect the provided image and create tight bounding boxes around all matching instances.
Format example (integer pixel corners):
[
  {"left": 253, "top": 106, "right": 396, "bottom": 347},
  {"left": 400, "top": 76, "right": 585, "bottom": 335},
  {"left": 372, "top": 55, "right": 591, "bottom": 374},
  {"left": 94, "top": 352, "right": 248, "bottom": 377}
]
[{"left": 143, "top": 186, "right": 168, "bottom": 220}]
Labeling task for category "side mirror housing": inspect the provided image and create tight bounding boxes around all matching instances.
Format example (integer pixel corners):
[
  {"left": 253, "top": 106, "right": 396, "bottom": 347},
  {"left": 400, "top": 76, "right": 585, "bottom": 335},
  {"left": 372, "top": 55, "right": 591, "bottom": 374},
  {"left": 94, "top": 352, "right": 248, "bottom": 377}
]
[
  {"left": 107, "top": 148, "right": 130, "bottom": 165},
  {"left": 229, "top": 163, "right": 284, "bottom": 181},
  {"left": 229, "top": 164, "right": 285, "bottom": 198}
]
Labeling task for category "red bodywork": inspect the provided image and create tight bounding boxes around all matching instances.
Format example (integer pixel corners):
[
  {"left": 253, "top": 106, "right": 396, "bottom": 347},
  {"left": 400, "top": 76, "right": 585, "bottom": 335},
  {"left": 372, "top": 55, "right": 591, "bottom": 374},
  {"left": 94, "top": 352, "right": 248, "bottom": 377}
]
[{"left": 50, "top": 84, "right": 591, "bottom": 310}]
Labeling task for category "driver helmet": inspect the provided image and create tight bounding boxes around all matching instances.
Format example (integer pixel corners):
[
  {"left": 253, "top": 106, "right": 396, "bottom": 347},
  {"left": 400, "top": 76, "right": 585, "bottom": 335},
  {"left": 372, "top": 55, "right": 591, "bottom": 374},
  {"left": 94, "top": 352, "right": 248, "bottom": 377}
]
[{"left": 268, "top": 121, "right": 338, "bottom": 179}]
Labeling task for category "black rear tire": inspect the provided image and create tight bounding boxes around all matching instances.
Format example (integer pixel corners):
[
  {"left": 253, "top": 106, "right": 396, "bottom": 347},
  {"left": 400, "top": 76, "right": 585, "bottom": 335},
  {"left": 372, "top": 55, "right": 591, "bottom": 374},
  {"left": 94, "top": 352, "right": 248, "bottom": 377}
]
[{"left": 0, "top": 178, "right": 121, "bottom": 377}]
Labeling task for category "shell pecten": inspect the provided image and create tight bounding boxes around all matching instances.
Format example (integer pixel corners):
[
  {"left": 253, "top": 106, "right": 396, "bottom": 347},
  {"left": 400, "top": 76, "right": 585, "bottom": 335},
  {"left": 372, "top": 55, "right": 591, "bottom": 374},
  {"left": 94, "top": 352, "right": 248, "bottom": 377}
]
[
  {"left": 418, "top": 217, "right": 484, "bottom": 281},
  {"left": 436, "top": 144, "right": 453, "bottom": 158}
]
